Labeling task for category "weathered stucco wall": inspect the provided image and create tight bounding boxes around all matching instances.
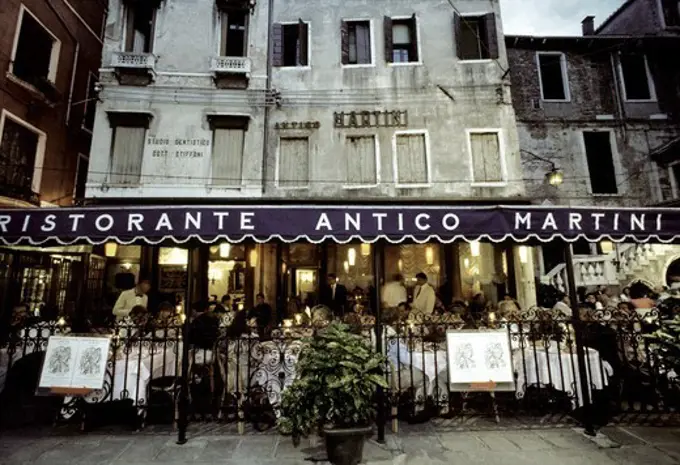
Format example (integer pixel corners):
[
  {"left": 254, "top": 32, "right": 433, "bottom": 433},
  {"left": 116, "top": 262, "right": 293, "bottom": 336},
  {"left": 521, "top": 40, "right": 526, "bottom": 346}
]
[{"left": 87, "top": 0, "right": 526, "bottom": 201}]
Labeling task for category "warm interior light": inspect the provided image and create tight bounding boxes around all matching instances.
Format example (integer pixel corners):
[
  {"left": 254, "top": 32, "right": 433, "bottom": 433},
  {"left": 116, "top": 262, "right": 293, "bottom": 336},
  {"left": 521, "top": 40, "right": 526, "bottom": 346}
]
[
  {"left": 343, "top": 260, "right": 349, "bottom": 273},
  {"left": 425, "top": 246, "right": 434, "bottom": 265},
  {"left": 470, "top": 241, "right": 480, "bottom": 257},
  {"left": 360, "top": 243, "right": 370, "bottom": 256},
  {"left": 546, "top": 168, "right": 564, "bottom": 187},
  {"left": 104, "top": 243, "right": 118, "bottom": 257},
  {"left": 519, "top": 246, "right": 529, "bottom": 264},
  {"left": 347, "top": 247, "right": 356, "bottom": 266},
  {"left": 249, "top": 248, "right": 258, "bottom": 267},
  {"left": 219, "top": 243, "right": 231, "bottom": 258},
  {"left": 464, "top": 258, "right": 470, "bottom": 269},
  {"left": 209, "top": 269, "right": 222, "bottom": 282},
  {"left": 600, "top": 241, "right": 614, "bottom": 254},
  {"left": 121, "top": 262, "right": 132, "bottom": 270},
  {"left": 398, "top": 259, "right": 403, "bottom": 272}
]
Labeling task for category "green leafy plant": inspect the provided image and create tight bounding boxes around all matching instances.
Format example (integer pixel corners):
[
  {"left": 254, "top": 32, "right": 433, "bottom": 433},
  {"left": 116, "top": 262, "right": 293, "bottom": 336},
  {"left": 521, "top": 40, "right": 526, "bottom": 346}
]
[
  {"left": 645, "top": 314, "right": 680, "bottom": 375},
  {"left": 277, "top": 322, "right": 388, "bottom": 442}
]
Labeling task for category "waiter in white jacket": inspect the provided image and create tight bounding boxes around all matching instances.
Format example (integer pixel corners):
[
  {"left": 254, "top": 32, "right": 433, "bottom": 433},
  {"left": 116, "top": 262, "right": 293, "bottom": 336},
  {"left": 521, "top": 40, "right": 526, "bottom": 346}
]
[
  {"left": 412, "top": 272, "right": 435, "bottom": 316},
  {"left": 113, "top": 277, "right": 151, "bottom": 320}
]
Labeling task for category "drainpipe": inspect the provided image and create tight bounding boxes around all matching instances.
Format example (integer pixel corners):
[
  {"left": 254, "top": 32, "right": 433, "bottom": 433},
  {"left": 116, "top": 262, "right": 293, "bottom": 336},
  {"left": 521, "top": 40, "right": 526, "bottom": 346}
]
[
  {"left": 65, "top": 43, "right": 80, "bottom": 125},
  {"left": 261, "top": 0, "right": 275, "bottom": 195}
]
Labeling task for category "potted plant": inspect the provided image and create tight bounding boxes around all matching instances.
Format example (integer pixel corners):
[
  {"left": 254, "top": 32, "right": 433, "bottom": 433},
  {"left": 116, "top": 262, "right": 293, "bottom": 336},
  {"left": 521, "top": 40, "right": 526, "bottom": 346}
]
[{"left": 277, "top": 322, "right": 388, "bottom": 465}]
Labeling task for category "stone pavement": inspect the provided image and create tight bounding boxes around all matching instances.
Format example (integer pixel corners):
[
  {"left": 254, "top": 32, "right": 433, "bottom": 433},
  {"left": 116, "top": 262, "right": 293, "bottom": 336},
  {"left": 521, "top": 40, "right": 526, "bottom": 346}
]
[{"left": 0, "top": 426, "right": 679, "bottom": 465}]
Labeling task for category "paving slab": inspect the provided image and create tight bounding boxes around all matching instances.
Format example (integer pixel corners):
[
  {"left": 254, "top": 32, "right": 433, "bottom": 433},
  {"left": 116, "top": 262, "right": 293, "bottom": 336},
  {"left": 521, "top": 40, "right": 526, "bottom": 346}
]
[
  {"left": 153, "top": 438, "right": 208, "bottom": 462},
  {"left": 437, "top": 431, "right": 489, "bottom": 453},
  {"left": 535, "top": 429, "right": 600, "bottom": 450},
  {"left": 605, "top": 445, "right": 680, "bottom": 465},
  {"left": 620, "top": 427, "right": 680, "bottom": 445},
  {"left": 600, "top": 427, "right": 646, "bottom": 446},
  {"left": 494, "top": 430, "right": 557, "bottom": 451},
  {"left": 111, "top": 436, "right": 174, "bottom": 463},
  {"left": 195, "top": 438, "right": 241, "bottom": 462}
]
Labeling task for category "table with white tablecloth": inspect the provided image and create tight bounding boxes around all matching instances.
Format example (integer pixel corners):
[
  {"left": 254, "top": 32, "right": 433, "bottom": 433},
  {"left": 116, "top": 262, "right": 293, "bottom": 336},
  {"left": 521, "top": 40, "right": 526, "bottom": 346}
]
[{"left": 513, "top": 342, "right": 613, "bottom": 407}]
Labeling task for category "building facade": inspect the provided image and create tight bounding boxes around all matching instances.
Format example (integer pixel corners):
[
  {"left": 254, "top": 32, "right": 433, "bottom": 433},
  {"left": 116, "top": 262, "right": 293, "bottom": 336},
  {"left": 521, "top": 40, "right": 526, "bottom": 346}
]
[
  {"left": 1, "top": 0, "right": 107, "bottom": 207},
  {"left": 507, "top": 0, "right": 680, "bottom": 291},
  {"left": 85, "top": 0, "right": 538, "bottom": 318}
]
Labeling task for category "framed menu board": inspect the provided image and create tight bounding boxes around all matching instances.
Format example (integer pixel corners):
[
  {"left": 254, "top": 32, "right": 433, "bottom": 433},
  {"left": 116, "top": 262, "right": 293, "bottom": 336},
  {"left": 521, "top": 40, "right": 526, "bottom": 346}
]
[
  {"left": 38, "top": 335, "right": 111, "bottom": 395},
  {"left": 446, "top": 329, "right": 514, "bottom": 392}
]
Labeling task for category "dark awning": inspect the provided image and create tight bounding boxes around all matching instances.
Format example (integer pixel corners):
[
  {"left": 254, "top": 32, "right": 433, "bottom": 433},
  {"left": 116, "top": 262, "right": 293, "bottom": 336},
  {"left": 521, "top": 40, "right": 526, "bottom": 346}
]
[{"left": 0, "top": 205, "right": 678, "bottom": 245}]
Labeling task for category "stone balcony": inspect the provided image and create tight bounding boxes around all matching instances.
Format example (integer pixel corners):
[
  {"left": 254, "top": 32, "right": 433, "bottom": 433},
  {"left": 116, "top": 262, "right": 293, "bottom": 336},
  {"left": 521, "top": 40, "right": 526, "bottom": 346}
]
[
  {"left": 210, "top": 56, "right": 251, "bottom": 89},
  {"left": 111, "top": 52, "right": 156, "bottom": 86}
]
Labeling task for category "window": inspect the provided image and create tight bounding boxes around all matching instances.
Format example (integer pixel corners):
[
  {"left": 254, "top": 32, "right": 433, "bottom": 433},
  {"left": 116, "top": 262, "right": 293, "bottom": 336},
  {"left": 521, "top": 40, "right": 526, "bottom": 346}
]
[
  {"left": 618, "top": 53, "right": 655, "bottom": 101},
  {"left": 662, "top": 0, "right": 680, "bottom": 27},
  {"left": 124, "top": 2, "right": 156, "bottom": 53},
  {"left": 11, "top": 7, "right": 61, "bottom": 86},
  {"left": 82, "top": 72, "right": 98, "bottom": 132},
  {"left": 272, "top": 21, "right": 309, "bottom": 67},
  {"left": 345, "top": 135, "right": 378, "bottom": 187},
  {"left": 0, "top": 115, "right": 41, "bottom": 194},
  {"left": 208, "top": 115, "right": 249, "bottom": 187},
  {"left": 220, "top": 10, "right": 247, "bottom": 57},
  {"left": 106, "top": 112, "right": 151, "bottom": 185},
  {"left": 454, "top": 13, "right": 498, "bottom": 60},
  {"left": 384, "top": 15, "right": 418, "bottom": 63},
  {"left": 537, "top": 53, "right": 569, "bottom": 101},
  {"left": 278, "top": 137, "right": 310, "bottom": 188},
  {"left": 341, "top": 20, "right": 372, "bottom": 65},
  {"left": 468, "top": 130, "right": 504, "bottom": 184},
  {"left": 583, "top": 131, "right": 618, "bottom": 195},
  {"left": 74, "top": 154, "right": 89, "bottom": 200},
  {"left": 393, "top": 131, "right": 429, "bottom": 186}
]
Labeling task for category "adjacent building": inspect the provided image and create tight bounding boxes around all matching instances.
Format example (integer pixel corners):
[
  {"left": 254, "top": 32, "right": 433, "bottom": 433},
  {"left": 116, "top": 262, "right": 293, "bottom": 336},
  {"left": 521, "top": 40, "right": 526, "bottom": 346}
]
[
  {"left": 506, "top": 0, "right": 680, "bottom": 291},
  {"left": 0, "top": 0, "right": 107, "bottom": 320},
  {"left": 1, "top": 0, "right": 107, "bottom": 207}
]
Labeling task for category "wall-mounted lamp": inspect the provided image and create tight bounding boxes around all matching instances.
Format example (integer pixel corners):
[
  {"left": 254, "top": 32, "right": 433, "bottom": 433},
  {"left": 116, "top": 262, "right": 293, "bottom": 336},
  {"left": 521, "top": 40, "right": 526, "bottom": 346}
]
[
  {"left": 398, "top": 259, "right": 403, "bottom": 272},
  {"left": 249, "top": 248, "right": 258, "bottom": 267},
  {"left": 518, "top": 246, "right": 529, "bottom": 264},
  {"left": 219, "top": 243, "right": 231, "bottom": 258},
  {"left": 521, "top": 149, "right": 564, "bottom": 187},
  {"left": 104, "top": 242, "right": 118, "bottom": 257},
  {"left": 470, "top": 240, "right": 480, "bottom": 257},
  {"left": 425, "top": 246, "right": 434, "bottom": 265},
  {"left": 347, "top": 247, "right": 356, "bottom": 267},
  {"left": 343, "top": 261, "right": 349, "bottom": 273},
  {"left": 600, "top": 241, "right": 614, "bottom": 254},
  {"left": 360, "top": 243, "right": 371, "bottom": 256}
]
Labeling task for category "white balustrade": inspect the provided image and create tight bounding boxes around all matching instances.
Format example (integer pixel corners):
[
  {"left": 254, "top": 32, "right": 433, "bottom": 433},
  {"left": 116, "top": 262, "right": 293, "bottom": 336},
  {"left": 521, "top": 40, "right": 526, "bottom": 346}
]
[
  {"left": 210, "top": 56, "right": 251, "bottom": 75},
  {"left": 111, "top": 52, "right": 156, "bottom": 69}
]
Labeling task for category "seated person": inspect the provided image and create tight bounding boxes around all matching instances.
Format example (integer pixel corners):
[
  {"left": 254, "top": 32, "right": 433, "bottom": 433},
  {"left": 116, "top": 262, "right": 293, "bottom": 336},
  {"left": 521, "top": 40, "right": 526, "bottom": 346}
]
[
  {"left": 248, "top": 293, "right": 273, "bottom": 340},
  {"left": 188, "top": 301, "right": 220, "bottom": 351},
  {"left": 397, "top": 301, "right": 411, "bottom": 321},
  {"left": 499, "top": 294, "right": 521, "bottom": 316}
]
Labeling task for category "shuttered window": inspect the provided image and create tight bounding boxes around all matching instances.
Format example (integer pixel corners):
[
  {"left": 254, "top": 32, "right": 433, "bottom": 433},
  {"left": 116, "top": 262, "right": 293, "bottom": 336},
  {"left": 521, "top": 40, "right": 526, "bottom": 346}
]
[
  {"left": 341, "top": 20, "right": 371, "bottom": 65},
  {"left": 124, "top": 2, "right": 156, "bottom": 53},
  {"left": 395, "top": 132, "right": 428, "bottom": 186},
  {"left": 208, "top": 115, "right": 249, "bottom": 187},
  {"left": 272, "top": 20, "right": 309, "bottom": 67},
  {"left": 278, "top": 137, "right": 310, "bottom": 188},
  {"left": 454, "top": 13, "right": 498, "bottom": 60},
  {"left": 384, "top": 15, "right": 418, "bottom": 63},
  {"left": 345, "top": 135, "right": 377, "bottom": 186},
  {"left": 0, "top": 117, "right": 40, "bottom": 193},
  {"left": 469, "top": 132, "right": 503, "bottom": 183},
  {"left": 107, "top": 112, "right": 152, "bottom": 185}
]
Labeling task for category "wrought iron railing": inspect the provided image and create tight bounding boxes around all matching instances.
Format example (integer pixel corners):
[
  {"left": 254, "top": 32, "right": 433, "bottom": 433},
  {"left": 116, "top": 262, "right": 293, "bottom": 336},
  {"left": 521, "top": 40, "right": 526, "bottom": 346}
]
[{"left": 1, "top": 307, "right": 678, "bottom": 432}]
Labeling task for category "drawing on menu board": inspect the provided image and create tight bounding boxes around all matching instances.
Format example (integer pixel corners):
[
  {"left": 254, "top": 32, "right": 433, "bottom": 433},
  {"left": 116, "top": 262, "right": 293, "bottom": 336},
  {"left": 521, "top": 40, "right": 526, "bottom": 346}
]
[
  {"left": 47, "top": 346, "right": 72, "bottom": 374},
  {"left": 484, "top": 342, "right": 507, "bottom": 370},
  {"left": 39, "top": 336, "right": 111, "bottom": 392},
  {"left": 78, "top": 347, "right": 103, "bottom": 376},
  {"left": 453, "top": 343, "right": 476, "bottom": 370}
]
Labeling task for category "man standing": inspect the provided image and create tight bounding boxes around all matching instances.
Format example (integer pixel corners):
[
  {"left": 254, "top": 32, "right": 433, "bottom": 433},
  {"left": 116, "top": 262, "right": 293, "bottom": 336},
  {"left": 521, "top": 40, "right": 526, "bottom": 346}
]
[
  {"left": 382, "top": 274, "right": 407, "bottom": 309},
  {"left": 113, "top": 277, "right": 151, "bottom": 320},
  {"left": 248, "top": 293, "right": 274, "bottom": 339},
  {"left": 322, "top": 273, "right": 347, "bottom": 318},
  {"left": 412, "top": 272, "right": 435, "bottom": 317}
]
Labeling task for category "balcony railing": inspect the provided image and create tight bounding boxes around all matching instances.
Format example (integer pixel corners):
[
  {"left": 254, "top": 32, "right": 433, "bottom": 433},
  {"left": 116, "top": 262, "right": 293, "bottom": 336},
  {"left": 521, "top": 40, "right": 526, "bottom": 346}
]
[
  {"left": 111, "top": 52, "right": 156, "bottom": 70},
  {"left": 210, "top": 56, "right": 251, "bottom": 76}
]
